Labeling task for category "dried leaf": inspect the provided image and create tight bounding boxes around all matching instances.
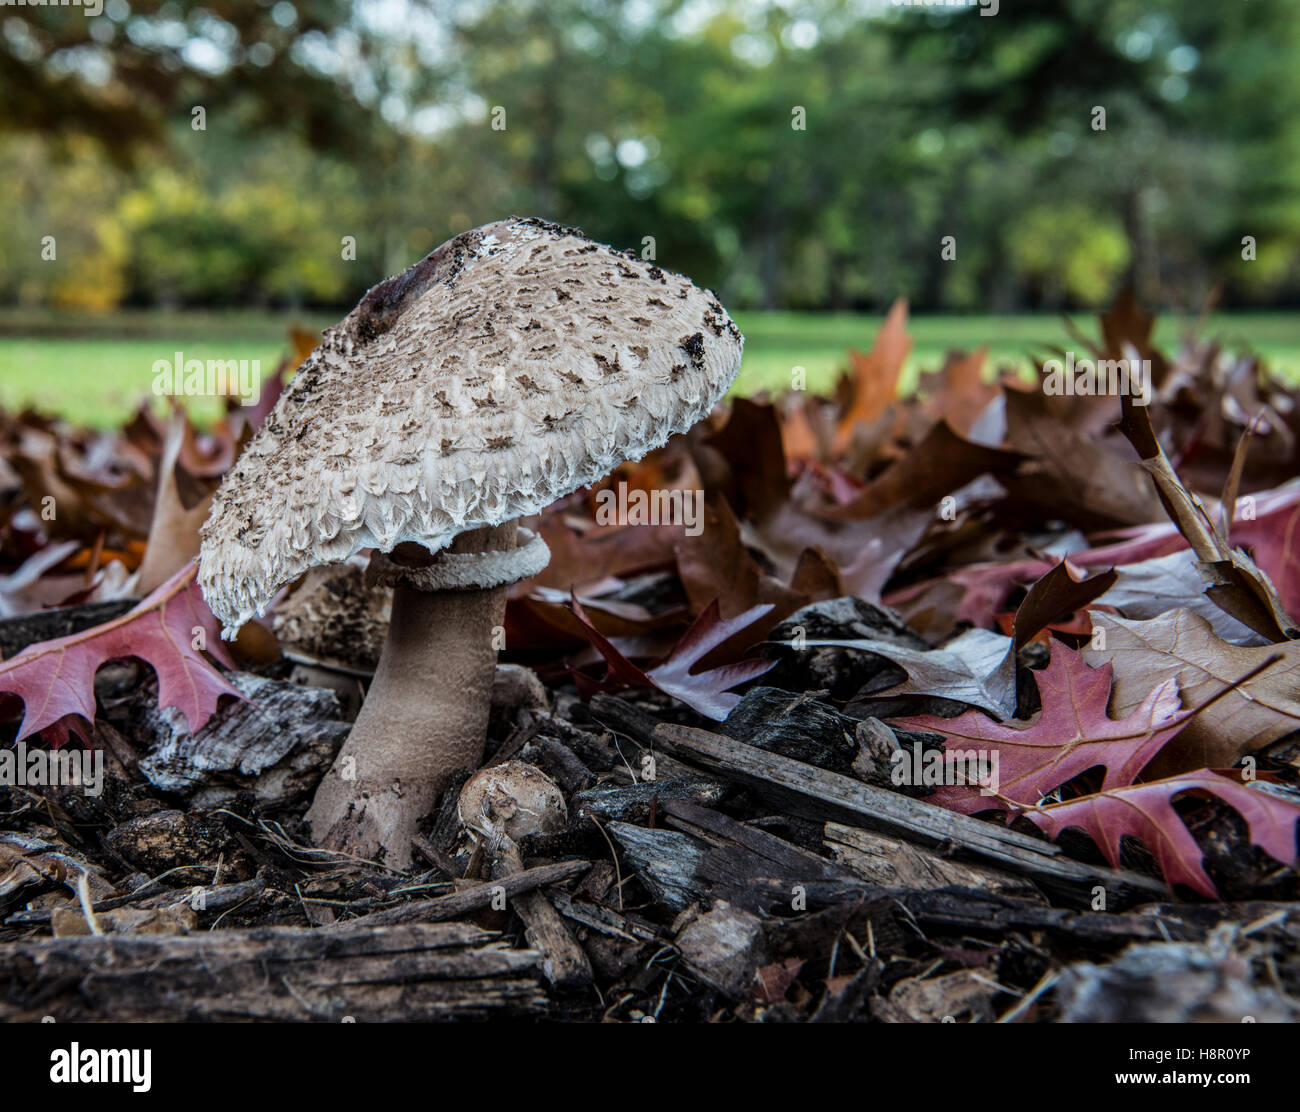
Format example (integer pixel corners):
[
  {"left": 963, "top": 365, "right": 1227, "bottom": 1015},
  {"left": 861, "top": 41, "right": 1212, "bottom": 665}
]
[
  {"left": 892, "top": 644, "right": 1187, "bottom": 813},
  {"left": 1117, "top": 380, "right": 1297, "bottom": 641},
  {"left": 570, "top": 595, "right": 775, "bottom": 720},
  {"left": 1085, "top": 608, "right": 1300, "bottom": 771},
  {"left": 800, "top": 626, "right": 1015, "bottom": 718},
  {"left": 832, "top": 299, "right": 911, "bottom": 455},
  {"left": 0, "top": 562, "right": 239, "bottom": 743},
  {"left": 1028, "top": 770, "right": 1300, "bottom": 897}
]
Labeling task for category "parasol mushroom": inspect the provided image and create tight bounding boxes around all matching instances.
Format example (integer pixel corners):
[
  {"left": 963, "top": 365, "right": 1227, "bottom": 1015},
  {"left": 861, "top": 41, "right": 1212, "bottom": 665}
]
[{"left": 198, "top": 217, "right": 744, "bottom": 866}]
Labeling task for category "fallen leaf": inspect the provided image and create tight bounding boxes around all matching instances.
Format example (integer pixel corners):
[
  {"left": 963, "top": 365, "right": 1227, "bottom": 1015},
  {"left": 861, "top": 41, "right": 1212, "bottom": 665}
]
[
  {"left": 826, "top": 420, "right": 1023, "bottom": 521},
  {"left": 1096, "top": 551, "right": 1264, "bottom": 643},
  {"left": 0, "top": 540, "right": 79, "bottom": 619},
  {"left": 1117, "top": 381, "right": 1297, "bottom": 641},
  {"left": 1085, "top": 608, "right": 1300, "bottom": 772},
  {"left": 918, "top": 346, "right": 997, "bottom": 436},
  {"left": 1028, "top": 769, "right": 1300, "bottom": 897},
  {"left": 134, "top": 415, "right": 219, "bottom": 594},
  {"left": 1010, "top": 559, "right": 1117, "bottom": 652},
  {"left": 800, "top": 626, "right": 1015, "bottom": 718},
  {"left": 753, "top": 957, "right": 804, "bottom": 1004},
  {"left": 832, "top": 298, "right": 911, "bottom": 455},
  {"left": 1001, "top": 386, "right": 1163, "bottom": 529},
  {"left": 700, "top": 398, "right": 791, "bottom": 521},
  {"left": 0, "top": 562, "right": 240, "bottom": 742},
  {"left": 570, "top": 595, "right": 775, "bottom": 720},
  {"left": 891, "top": 644, "right": 1187, "bottom": 813},
  {"left": 674, "top": 493, "right": 817, "bottom": 620}
]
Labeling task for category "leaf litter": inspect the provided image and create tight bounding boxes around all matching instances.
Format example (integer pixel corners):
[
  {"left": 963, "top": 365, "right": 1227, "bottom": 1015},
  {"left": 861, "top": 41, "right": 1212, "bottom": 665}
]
[{"left": 2, "top": 299, "right": 1300, "bottom": 1022}]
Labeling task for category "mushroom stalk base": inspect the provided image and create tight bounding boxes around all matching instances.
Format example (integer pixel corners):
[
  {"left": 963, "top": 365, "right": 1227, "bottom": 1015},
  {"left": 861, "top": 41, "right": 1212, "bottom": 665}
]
[{"left": 306, "top": 524, "right": 517, "bottom": 867}]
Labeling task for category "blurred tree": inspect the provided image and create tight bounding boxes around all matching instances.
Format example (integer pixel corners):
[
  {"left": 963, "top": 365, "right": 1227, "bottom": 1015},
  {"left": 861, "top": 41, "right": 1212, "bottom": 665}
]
[
  {"left": 0, "top": 0, "right": 380, "bottom": 162},
  {"left": 0, "top": 135, "right": 128, "bottom": 309},
  {"left": 2, "top": 0, "right": 1298, "bottom": 312},
  {"left": 1007, "top": 202, "right": 1130, "bottom": 307},
  {"left": 118, "top": 135, "right": 353, "bottom": 306}
]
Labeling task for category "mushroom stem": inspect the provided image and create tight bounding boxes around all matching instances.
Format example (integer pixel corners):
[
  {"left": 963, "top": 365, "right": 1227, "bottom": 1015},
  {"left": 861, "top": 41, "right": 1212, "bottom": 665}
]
[
  {"left": 489, "top": 835, "right": 593, "bottom": 991},
  {"left": 306, "top": 523, "right": 517, "bottom": 866}
]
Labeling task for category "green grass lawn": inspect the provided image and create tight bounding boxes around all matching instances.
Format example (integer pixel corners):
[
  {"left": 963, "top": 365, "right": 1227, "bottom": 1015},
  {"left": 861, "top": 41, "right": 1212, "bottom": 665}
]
[
  {"left": 1, "top": 307, "right": 1297, "bottom": 427},
  {"left": 731, "top": 310, "right": 1300, "bottom": 396}
]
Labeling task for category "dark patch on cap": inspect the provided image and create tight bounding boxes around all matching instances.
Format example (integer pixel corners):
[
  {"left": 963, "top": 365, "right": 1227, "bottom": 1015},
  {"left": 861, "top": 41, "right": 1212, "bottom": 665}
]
[
  {"left": 594, "top": 351, "right": 623, "bottom": 376},
  {"left": 353, "top": 228, "right": 483, "bottom": 344},
  {"left": 678, "top": 332, "right": 706, "bottom": 369},
  {"left": 517, "top": 216, "right": 584, "bottom": 238},
  {"left": 288, "top": 358, "right": 323, "bottom": 400},
  {"left": 543, "top": 408, "right": 578, "bottom": 430}
]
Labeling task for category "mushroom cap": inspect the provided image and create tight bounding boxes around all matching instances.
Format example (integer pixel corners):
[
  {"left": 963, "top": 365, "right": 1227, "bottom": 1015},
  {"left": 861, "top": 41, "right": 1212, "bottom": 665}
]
[
  {"left": 198, "top": 217, "right": 744, "bottom": 635},
  {"left": 458, "top": 761, "right": 568, "bottom": 843}
]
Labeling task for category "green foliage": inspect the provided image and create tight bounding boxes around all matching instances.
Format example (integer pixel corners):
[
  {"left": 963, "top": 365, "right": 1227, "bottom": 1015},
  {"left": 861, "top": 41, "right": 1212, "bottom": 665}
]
[
  {"left": 1, "top": 0, "right": 1298, "bottom": 312},
  {"left": 0, "top": 136, "right": 128, "bottom": 310},
  {"left": 1008, "top": 205, "right": 1131, "bottom": 306},
  {"left": 119, "top": 167, "right": 348, "bottom": 307}
]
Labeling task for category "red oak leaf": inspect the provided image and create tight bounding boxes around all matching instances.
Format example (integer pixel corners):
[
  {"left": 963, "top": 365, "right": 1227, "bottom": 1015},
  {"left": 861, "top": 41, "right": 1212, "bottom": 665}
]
[
  {"left": 890, "top": 643, "right": 1186, "bottom": 813},
  {"left": 0, "top": 561, "right": 240, "bottom": 745},
  {"left": 1027, "top": 769, "right": 1300, "bottom": 897}
]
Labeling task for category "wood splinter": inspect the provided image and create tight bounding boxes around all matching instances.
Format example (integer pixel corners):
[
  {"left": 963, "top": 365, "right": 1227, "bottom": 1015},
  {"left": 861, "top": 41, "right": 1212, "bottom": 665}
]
[{"left": 458, "top": 762, "right": 593, "bottom": 992}]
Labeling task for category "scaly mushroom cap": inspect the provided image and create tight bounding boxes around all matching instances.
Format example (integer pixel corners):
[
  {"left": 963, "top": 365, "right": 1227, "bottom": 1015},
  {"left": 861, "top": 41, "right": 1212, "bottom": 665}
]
[
  {"left": 271, "top": 557, "right": 392, "bottom": 672},
  {"left": 198, "top": 217, "right": 744, "bottom": 634}
]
